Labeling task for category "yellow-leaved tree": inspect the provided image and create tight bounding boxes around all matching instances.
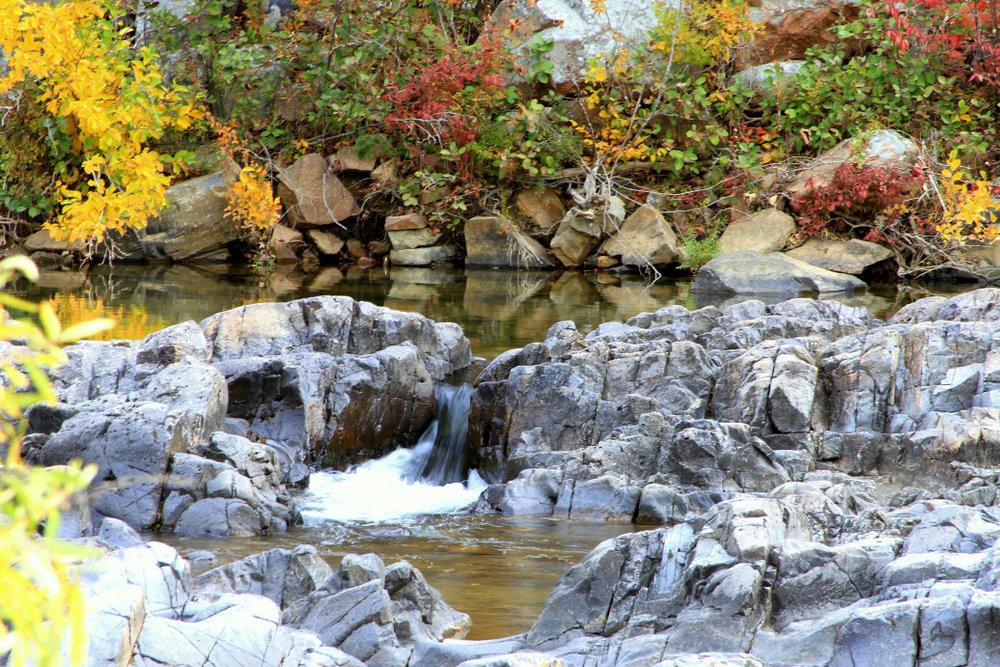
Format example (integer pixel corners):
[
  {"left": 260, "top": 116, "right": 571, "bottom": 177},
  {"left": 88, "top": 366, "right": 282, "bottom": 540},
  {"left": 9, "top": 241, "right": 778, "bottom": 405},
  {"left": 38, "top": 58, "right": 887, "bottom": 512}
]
[
  {"left": 0, "top": 0, "right": 203, "bottom": 244},
  {"left": 0, "top": 256, "right": 112, "bottom": 667}
]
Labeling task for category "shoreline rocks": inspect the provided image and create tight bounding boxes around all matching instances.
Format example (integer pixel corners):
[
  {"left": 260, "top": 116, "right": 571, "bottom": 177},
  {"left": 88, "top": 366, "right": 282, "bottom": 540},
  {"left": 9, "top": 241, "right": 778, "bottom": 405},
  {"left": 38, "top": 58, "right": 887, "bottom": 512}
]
[{"left": 27, "top": 296, "right": 472, "bottom": 536}]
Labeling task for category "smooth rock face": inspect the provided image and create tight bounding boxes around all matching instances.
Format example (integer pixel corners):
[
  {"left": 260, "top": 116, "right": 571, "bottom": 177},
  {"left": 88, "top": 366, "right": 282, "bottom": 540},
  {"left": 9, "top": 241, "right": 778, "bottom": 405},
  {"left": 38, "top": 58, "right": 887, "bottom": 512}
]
[
  {"left": 787, "top": 129, "right": 920, "bottom": 201},
  {"left": 277, "top": 153, "right": 360, "bottom": 228},
  {"left": 784, "top": 238, "right": 894, "bottom": 275},
  {"left": 600, "top": 206, "right": 678, "bottom": 267},
  {"left": 465, "top": 216, "right": 554, "bottom": 268},
  {"left": 718, "top": 210, "right": 797, "bottom": 255},
  {"left": 488, "top": 0, "right": 682, "bottom": 86},
  {"left": 691, "top": 250, "right": 865, "bottom": 296}
]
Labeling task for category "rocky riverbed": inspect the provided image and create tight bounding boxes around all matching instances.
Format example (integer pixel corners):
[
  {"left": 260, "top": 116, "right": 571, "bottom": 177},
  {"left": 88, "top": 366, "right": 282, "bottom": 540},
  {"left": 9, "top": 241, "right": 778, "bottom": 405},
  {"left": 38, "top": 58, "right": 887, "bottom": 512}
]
[{"left": 23, "top": 288, "right": 1000, "bottom": 666}]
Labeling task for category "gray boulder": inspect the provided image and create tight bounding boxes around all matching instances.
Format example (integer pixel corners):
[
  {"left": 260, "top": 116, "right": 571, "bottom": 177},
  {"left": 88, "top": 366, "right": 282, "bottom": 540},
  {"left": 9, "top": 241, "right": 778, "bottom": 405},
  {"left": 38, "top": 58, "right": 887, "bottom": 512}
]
[{"left": 691, "top": 250, "right": 865, "bottom": 296}]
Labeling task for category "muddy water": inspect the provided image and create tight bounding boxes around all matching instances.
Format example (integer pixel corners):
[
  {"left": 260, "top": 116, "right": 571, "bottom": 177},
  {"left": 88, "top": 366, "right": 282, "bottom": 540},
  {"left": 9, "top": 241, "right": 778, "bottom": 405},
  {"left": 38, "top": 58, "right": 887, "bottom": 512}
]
[
  {"left": 153, "top": 515, "right": 638, "bottom": 640},
  {"left": 11, "top": 262, "right": 971, "bottom": 639}
]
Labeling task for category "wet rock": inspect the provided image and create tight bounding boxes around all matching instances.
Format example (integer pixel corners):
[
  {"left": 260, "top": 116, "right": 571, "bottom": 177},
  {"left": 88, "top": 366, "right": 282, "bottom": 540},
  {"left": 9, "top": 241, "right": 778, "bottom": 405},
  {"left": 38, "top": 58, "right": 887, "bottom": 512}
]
[
  {"left": 784, "top": 238, "right": 894, "bottom": 275},
  {"left": 194, "top": 545, "right": 334, "bottom": 608},
  {"left": 718, "top": 210, "right": 796, "bottom": 256},
  {"left": 691, "top": 250, "right": 865, "bottom": 296},
  {"left": 465, "top": 216, "right": 554, "bottom": 269},
  {"left": 277, "top": 153, "right": 360, "bottom": 228}
]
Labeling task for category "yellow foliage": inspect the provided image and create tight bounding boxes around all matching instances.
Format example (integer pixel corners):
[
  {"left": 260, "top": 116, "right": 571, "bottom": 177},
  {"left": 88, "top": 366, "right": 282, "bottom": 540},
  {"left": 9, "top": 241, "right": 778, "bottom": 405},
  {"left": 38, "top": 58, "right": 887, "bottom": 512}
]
[
  {"left": 0, "top": 0, "right": 203, "bottom": 244},
  {"left": 47, "top": 293, "right": 168, "bottom": 342},
  {"left": 938, "top": 151, "right": 1000, "bottom": 244},
  {"left": 0, "top": 256, "right": 104, "bottom": 667},
  {"left": 226, "top": 165, "right": 283, "bottom": 232},
  {"left": 653, "top": 0, "right": 760, "bottom": 68}
]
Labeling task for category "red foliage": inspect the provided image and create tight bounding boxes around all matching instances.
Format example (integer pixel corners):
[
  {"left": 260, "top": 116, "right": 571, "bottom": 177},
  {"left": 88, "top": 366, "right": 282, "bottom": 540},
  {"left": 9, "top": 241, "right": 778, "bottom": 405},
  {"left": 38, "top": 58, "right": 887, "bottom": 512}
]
[
  {"left": 881, "top": 0, "right": 1000, "bottom": 93},
  {"left": 384, "top": 31, "right": 508, "bottom": 147},
  {"left": 791, "top": 162, "right": 924, "bottom": 238}
]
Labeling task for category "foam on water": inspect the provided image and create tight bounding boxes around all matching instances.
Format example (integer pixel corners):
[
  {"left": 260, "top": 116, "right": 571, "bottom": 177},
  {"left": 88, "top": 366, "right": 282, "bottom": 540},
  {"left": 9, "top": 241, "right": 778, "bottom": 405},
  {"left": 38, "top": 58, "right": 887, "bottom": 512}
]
[
  {"left": 301, "top": 384, "right": 486, "bottom": 523},
  {"left": 301, "top": 450, "right": 487, "bottom": 524}
]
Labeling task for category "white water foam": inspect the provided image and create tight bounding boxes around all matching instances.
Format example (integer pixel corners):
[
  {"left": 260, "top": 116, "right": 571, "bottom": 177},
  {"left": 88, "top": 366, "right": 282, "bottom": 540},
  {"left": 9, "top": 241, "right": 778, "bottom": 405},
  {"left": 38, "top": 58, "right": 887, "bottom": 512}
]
[{"left": 300, "top": 437, "right": 488, "bottom": 524}]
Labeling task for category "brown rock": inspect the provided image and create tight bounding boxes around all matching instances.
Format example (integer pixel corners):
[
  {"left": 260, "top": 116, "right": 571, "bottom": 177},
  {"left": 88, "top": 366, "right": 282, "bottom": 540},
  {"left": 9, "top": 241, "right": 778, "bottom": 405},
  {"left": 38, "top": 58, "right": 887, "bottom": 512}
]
[
  {"left": 346, "top": 239, "right": 368, "bottom": 259},
  {"left": 269, "top": 224, "right": 303, "bottom": 263},
  {"left": 719, "top": 209, "right": 797, "bottom": 255},
  {"left": 305, "top": 228, "right": 344, "bottom": 256},
  {"left": 596, "top": 255, "right": 620, "bottom": 269},
  {"left": 368, "top": 239, "right": 391, "bottom": 255},
  {"left": 330, "top": 144, "right": 378, "bottom": 173},
  {"left": 24, "top": 229, "right": 88, "bottom": 255},
  {"left": 276, "top": 153, "right": 360, "bottom": 229},
  {"left": 550, "top": 215, "right": 605, "bottom": 267},
  {"left": 784, "top": 238, "right": 893, "bottom": 275},
  {"left": 600, "top": 206, "right": 678, "bottom": 267},
  {"left": 464, "top": 216, "right": 554, "bottom": 268},
  {"left": 385, "top": 214, "right": 428, "bottom": 231},
  {"left": 745, "top": 1, "right": 860, "bottom": 67},
  {"left": 372, "top": 160, "right": 399, "bottom": 185},
  {"left": 388, "top": 228, "right": 442, "bottom": 250},
  {"left": 516, "top": 187, "right": 566, "bottom": 232}
]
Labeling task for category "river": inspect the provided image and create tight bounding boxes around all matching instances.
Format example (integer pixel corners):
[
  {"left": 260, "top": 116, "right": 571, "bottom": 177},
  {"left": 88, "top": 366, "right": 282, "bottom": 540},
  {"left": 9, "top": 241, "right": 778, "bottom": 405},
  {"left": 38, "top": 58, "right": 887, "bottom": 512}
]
[{"left": 10, "top": 262, "right": 972, "bottom": 639}]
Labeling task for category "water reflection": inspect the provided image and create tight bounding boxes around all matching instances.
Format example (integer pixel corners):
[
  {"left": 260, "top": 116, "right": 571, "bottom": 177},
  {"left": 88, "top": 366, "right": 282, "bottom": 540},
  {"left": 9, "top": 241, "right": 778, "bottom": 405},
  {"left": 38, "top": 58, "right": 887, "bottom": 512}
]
[{"left": 10, "top": 263, "right": 944, "bottom": 359}]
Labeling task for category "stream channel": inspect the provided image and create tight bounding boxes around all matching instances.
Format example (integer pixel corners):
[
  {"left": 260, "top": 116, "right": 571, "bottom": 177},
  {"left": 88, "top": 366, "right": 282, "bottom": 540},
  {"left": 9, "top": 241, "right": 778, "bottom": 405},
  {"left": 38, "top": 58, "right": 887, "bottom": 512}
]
[{"left": 10, "top": 262, "right": 974, "bottom": 640}]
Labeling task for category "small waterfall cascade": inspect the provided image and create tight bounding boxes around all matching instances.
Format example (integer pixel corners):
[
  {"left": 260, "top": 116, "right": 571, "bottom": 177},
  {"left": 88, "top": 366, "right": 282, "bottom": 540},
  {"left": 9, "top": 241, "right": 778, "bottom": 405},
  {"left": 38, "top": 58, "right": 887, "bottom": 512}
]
[
  {"left": 408, "top": 383, "right": 473, "bottom": 485},
  {"left": 301, "top": 383, "right": 485, "bottom": 523}
]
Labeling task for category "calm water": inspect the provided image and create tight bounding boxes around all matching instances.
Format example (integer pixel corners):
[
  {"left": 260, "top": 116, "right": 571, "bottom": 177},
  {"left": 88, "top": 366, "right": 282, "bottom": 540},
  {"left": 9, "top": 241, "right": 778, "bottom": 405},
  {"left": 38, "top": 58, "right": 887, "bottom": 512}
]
[
  {"left": 11, "top": 262, "right": 977, "bottom": 639},
  {"left": 10, "top": 262, "right": 941, "bottom": 359}
]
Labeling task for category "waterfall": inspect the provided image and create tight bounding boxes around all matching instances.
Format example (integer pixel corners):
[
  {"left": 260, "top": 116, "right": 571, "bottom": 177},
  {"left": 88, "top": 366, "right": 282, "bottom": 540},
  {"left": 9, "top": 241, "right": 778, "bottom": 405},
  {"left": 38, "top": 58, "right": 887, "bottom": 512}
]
[
  {"left": 409, "top": 383, "right": 473, "bottom": 485},
  {"left": 301, "top": 383, "right": 485, "bottom": 523}
]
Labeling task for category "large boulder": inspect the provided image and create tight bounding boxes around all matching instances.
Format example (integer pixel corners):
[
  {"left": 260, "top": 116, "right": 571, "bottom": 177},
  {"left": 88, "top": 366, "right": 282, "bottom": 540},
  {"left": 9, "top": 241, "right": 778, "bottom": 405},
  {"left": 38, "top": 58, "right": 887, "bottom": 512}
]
[
  {"left": 23, "top": 169, "right": 241, "bottom": 262},
  {"left": 718, "top": 210, "right": 796, "bottom": 255},
  {"left": 786, "top": 130, "right": 921, "bottom": 201},
  {"left": 691, "top": 250, "right": 865, "bottom": 296},
  {"left": 465, "top": 216, "right": 554, "bottom": 269},
  {"left": 784, "top": 238, "right": 894, "bottom": 275},
  {"left": 599, "top": 206, "right": 679, "bottom": 267},
  {"left": 277, "top": 153, "right": 360, "bottom": 228},
  {"left": 487, "top": 0, "right": 682, "bottom": 87},
  {"left": 747, "top": 0, "right": 860, "bottom": 66}
]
